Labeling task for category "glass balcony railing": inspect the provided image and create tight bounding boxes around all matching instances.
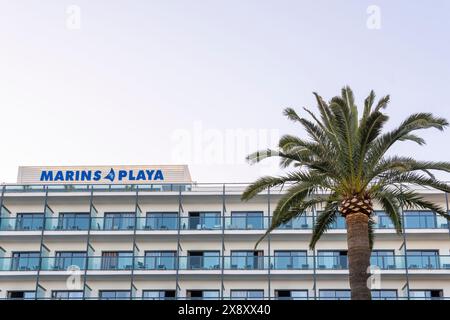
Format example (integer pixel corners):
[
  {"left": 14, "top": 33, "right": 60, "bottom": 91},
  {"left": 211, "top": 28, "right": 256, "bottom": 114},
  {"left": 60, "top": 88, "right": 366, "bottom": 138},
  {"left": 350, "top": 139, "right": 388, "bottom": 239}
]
[
  {"left": 179, "top": 256, "right": 222, "bottom": 270},
  {"left": 278, "top": 216, "right": 313, "bottom": 229},
  {"left": 0, "top": 257, "right": 40, "bottom": 271},
  {"left": 87, "top": 256, "right": 134, "bottom": 270},
  {"left": 40, "top": 257, "right": 87, "bottom": 271},
  {"left": 224, "top": 256, "right": 268, "bottom": 270},
  {"left": 271, "top": 256, "right": 314, "bottom": 270},
  {"left": 224, "top": 216, "right": 269, "bottom": 230},
  {"left": 2, "top": 255, "right": 450, "bottom": 271},
  {"left": 180, "top": 217, "right": 222, "bottom": 230},
  {"left": 137, "top": 217, "right": 178, "bottom": 230},
  {"left": 45, "top": 217, "right": 90, "bottom": 231},
  {"left": 91, "top": 217, "right": 135, "bottom": 231},
  {"left": 1, "top": 212, "right": 449, "bottom": 231},
  {"left": 134, "top": 256, "right": 177, "bottom": 270},
  {"left": 0, "top": 217, "right": 44, "bottom": 231}
]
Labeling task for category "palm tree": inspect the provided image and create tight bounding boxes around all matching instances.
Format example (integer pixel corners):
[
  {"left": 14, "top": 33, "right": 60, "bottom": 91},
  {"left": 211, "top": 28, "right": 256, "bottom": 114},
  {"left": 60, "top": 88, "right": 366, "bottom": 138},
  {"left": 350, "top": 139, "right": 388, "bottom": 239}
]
[{"left": 241, "top": 86, "right": 450, "bottom": 300}]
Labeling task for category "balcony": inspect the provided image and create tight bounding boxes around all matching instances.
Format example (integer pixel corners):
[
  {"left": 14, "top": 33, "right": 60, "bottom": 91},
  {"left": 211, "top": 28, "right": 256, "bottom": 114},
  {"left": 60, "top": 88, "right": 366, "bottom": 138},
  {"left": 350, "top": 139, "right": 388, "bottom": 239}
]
[
  {"left": 1, "top": 211, "right": 449, "bottom": 232},
  {"left": 2, "top": 255, "right": 450, "bottom": 272}
]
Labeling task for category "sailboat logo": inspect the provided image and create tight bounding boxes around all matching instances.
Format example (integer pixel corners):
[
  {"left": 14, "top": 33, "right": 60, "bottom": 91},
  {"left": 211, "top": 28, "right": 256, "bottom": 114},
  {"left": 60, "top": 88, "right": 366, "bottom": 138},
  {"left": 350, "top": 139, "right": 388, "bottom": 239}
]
[{"left": 104, "top": 168, "right": 116, "bottom": 182}]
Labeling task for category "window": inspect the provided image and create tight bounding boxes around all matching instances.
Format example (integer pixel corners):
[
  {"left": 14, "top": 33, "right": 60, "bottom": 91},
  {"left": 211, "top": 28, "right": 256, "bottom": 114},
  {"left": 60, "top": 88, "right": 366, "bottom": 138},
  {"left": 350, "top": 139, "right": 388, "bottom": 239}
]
[
  {"left": 143, "top": 290, "right": 176, "bottom": 300},
  {"left": 187, "top": 290, "right": 219, "bottom": 300},
  {"left": 144, "top": 251, "right": 176, "bottom": 270},
  {"left": 317, "top": 251, "right": 348, "bottom": 269},
  {"left": 58, "top": 213, "right": 90, "bottom": 230},
  {"left": 319, "top": 290, "right": 351, "bottom": 300},
  {"left": 16, "top": 213, "right": 44, "bottom": 231},
  {"left": 230, "top": 290, "right": 264, "bottom": 300},
  {"left": 101, "top": 251, "right": 133, "bottom": 270},
  {"left": 11, "top": 252, "right": 40, "bottom": 271},
  {"left": 316, "top": 211, "right": 346, "bottom": 229},
  {"left": 230, "top": 212, "right": 263, "bottom": 229},
  {"left": 407, "top": 250, "right": 439, "bottom": 269},
  {"left": 52, "top": 291, "right": 83, "bottom": 300},
  {"left": 370, "top": 250, "right": 395, "bottom": 269},
  {"left": 104, "top": 212, "right": 135, "bottom": 230},
  {"left": 410, "top": 290, "right": 443, "bottom": 300},
  {"left": 188, "top": 251, "right": 220, "bottom": 269},
  {"left": 8, "top": 291, "right": 35, "bottom": 300},
  {"left": 373, "top": 211, "right": 394, "bottom": 229},
  {"left": 404, "top": 211, "right": 437, "bottom": 229},
  {"left": 188, "top": 212, "right": 221, "bottom": 230},
  {"left": 330, "top": 216, "right": 346, "bottom": 229},
  {"left": 230, "top": 251, "right": 264, "bottom": 270},
  {"left": 146, "top": 212, "right": 178, "bottom": 230},
  {"left": 371, "top": 290, "right": 397, "bottom": 300},
  {"left": 54, "top": 251, "right": 87, "bottom": 270},
  {"left": 276, "top": 290, "right": 308, "bottom": 300},
  {"left": 99, "top": 290, "right": 131, "bottom": 300},
  {"left": 278, "top": 215, "right": 311, "bottom": 229},
  {"left": 273, "top": 251, "right": 308, "bottom": 269}
]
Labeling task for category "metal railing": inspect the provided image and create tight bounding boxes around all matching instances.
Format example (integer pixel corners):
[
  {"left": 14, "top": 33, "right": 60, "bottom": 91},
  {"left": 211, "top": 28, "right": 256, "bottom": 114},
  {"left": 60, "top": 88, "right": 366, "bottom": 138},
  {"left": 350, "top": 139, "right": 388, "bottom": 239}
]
[
  {"left": 2, "top": 255, "right": 450, "bottom": 272},
  {"left": 1, "top": 212, "right": 449, "bottom": 232}
]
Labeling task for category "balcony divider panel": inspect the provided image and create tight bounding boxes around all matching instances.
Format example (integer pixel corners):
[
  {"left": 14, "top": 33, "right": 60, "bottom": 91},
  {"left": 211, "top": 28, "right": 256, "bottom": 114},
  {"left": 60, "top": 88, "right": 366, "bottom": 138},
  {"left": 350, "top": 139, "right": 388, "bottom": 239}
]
[
  {"left": 400, "top": 186, "right": 410, "bottom": 300},
  {"left": 129, "top": 187, "right": 140, "bottom": 300},
  {"left": 35, "top": 186, "right": 49, "bottom": 299},
  {"left": 221, "top": 184, "right": 225, "bottom": 299},
  {"left": 82, "top": 187, "right": 94, "bottom": 300},
  {"left": 175, "top": 187, "right": 182, "bottom": 299}
]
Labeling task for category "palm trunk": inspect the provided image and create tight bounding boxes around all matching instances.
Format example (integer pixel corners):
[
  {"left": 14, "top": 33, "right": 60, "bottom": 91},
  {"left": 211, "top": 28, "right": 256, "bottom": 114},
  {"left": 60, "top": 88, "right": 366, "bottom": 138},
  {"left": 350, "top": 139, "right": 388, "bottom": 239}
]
[{"left": 345, "top": 212, "right": 371, "bottom": 300}]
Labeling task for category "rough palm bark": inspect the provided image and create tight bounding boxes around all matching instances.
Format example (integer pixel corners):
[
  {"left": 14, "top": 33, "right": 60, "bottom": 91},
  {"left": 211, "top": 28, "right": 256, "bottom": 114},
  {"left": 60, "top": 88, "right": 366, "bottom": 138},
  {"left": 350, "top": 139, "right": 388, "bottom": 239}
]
[{"left": 346, "top": 212, "right": 371, "bottom": 300}]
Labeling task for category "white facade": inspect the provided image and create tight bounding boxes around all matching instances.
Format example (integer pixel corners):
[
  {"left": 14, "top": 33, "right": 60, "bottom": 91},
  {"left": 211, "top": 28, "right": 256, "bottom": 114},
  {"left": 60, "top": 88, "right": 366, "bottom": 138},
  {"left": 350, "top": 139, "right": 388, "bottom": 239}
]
[{"left": 0, "top": 168, "right": 449, "bottom": 300}]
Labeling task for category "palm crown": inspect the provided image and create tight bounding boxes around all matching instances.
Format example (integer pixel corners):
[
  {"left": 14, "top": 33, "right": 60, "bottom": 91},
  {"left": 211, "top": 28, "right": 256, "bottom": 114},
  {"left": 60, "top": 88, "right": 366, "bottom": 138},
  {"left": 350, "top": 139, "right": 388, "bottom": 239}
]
[{"left": 242, "top": 86, "right": 450, "bottom": 250}]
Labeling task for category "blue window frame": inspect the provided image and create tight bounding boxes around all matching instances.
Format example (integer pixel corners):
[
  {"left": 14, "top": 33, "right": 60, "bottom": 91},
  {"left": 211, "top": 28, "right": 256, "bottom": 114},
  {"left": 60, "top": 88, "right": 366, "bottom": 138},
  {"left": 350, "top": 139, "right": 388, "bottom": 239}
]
[
  {"left": 230, "top": 290, "right": 264, "bottom": 300},
  {"left": 409, "top": 290, "right": 443, "bottom": 300},
  {"left": 104, "top": 212, "right": 135, "bottom": 230},
  {"left": 319, "top": 290, "right": 351, "bottom": 300},
  {"left": 230, "top": 251, "right": 264, "bottom": 270},
  {"left": 8, "top": 291, "right": 36, "bottom": 300},
  {"left": 187, "top": 251, "right": 220, "bottom": 269},
  {"left": 317, "top": 211, "right": 345, "bottom": 229},
  {"left": 142, "top": 290, "right": 176, "bottom": 300},
  {"left": 404, "top": 211, "right": 436, "bottom": 229},
  {"left": 371, "top": 290, "right": 397, "bottom": 300},
  {"left": 145, "top": 212, "right": 178, "bottom": 230},
  {"left": 52, "top": 291, "right": 83, "bottom": 300},
  {"left": 317, "top": 251, "right": 348, "bottom": 269},
  {"left": 370, "top": 250, "right": 395, "bottom": 269},
  {"left": 407, "top": 250, "right": 439, "bottom": 269},
  {"left": 188, "top": 212, "right": 221, "bottom": 230},
  {"left": 99, "top": 290, "right": 131, "bottom": 300},
  {"left": 11, "top": 252, "right": 40, "bottom": 271},
  {"left": 276, "top": 290, "right": 308, "bottom": 300},
  {"left": 373, "top": 211, "right": 394, "bottom": 229},
  {"left": 187, "top": 290, "right": 220, "bottom": 300},
  {"left": 273, "top": 251, "right": 308, "bottom": 269},
  {"left": 144, "top": 251, "right": 177, "bottom": 270},
  {"left": 230, "top": 212, "right": 263, "bottom": 230},
  {"left": 57, "top": 213, "right": 90, "bottom": 230},
  {"left": 54, "top": 251, "right": 87, "bottom": 270},
  {"left": 101, "top": 251, "right": 133, "bottom": 270},
  {"left": 278, "top": 215, "right": 311, "bottom": 229},
  {"left": 15, "top": 213, "right": 44, "bottom": 231}
]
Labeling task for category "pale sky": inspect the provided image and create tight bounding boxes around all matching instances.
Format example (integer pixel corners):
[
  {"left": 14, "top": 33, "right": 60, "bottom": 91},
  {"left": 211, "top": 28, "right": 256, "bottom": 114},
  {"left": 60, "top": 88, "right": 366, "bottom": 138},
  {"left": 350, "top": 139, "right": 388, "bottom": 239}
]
[{"left": 1, "top": 0, "right": 449, "bottom": 184}]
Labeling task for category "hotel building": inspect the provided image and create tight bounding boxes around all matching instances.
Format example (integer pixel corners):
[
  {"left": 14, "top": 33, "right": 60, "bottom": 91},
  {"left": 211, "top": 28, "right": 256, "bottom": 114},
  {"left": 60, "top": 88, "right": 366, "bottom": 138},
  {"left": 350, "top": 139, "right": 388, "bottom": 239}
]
[{"left": 0, "top": 165, "right": 449, "bottom": 300}]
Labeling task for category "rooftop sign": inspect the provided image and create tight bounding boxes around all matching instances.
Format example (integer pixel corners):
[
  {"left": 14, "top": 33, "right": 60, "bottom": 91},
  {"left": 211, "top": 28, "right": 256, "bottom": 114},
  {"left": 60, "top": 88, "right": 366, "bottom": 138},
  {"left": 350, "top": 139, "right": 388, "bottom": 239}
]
[{"left": 17, "top": 165, "right": 192, "bottom": 185}]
